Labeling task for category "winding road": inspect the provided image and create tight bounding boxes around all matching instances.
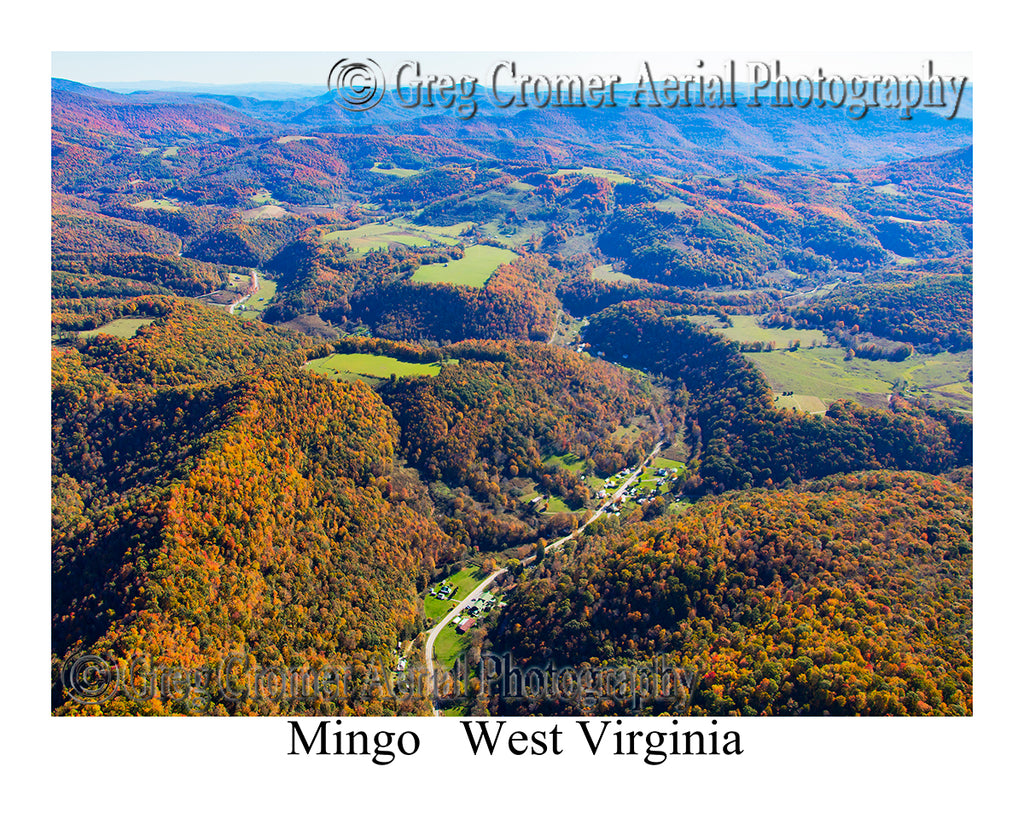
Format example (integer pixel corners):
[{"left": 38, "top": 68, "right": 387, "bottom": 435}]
[
  {"left": 422, "top": 434, "right": 665, "bottom": 713},
  {"left": 228, "top": 269, "right": 259, "bottom": 315}
]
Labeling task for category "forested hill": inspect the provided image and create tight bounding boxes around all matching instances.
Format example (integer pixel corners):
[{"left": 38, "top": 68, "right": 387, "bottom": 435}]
[
  {"left": 51, "top": 300, "right": 459, "bottom": 714},
  {"left": 486, "top": 470, "right": 972, "bottom": 716},
  {"left": 583, "top": 300, "right": 971, "bottom": 493}
]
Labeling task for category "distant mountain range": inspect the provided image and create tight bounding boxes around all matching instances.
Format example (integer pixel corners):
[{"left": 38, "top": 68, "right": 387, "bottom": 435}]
[{"left": 52, "top": 77, "right": 972, "bottom": 176}]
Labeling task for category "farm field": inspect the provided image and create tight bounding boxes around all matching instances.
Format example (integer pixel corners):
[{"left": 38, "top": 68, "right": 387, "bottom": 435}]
[
  {"left": 554, "top": 166, "right": 633, "bottom": 184},
  {"left": 433, "top": 625, "right": 471, "bottom": 669},
  {"left": 773, "top": 393, "right": 828, "bottom": 414},
  {"left": 411, "top": 244, "right": 515, "bottom": 288},
  {"left": 392, "top": 218, "right": 474, "bottom": 238},
  {"left": 78, "top": 317, "right": 155, "bottom": 339},
  {"left": 653, "top": 197, "right": 696, "bottom": 213},
  {"left": 747, "top": 347, "right": 973, "bottom": 412},
  {"left": 241, "top": 204, "right": 287, "bottom": 220},
  {"left": 250, "top": 190, "right": 279, "bottom": 205},
  {"left": 304, "top": 352, "right": 442, "bottom": 384},
  {"left": 543, "top": 452, "right": 586, "bottom": 473},
  {"left": 236, "top": 276, "right": 277, "bottom": 321},
  {"left": 323, "top": 221, "right": 462, "bottom": 256},
  {"left": 133, "top": 198, "right": 180, "bottom": 212},
  {"left": 591, "top": 264, "right": 645, "bottom": 284},
  {"left": 369, "top": 163, "right": 420, "bottom": 178},
  {"left": 689, "top": 314, "right": 828, "bottom": 347}
]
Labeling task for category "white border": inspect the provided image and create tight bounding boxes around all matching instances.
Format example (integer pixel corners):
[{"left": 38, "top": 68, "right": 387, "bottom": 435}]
[{"left": 10, "top": 1, "right": 1017, "bottom": 813}]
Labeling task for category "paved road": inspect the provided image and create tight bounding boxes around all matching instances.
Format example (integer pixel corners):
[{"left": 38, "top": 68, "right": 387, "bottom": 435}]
[
  {"left": 422, "top": 436, "right": 665, "bottom": 713},
  {"left": 228, "top": 269, "right": 259, "bottom": 315}
]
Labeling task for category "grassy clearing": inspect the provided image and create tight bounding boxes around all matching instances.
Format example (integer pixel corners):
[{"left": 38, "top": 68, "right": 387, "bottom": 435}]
[
  {"left": 161, "top": 146, "right": 179, "bottom": 158},
  {"left": 653, "top": 456, "right": 686, "bottom": 471},
  {"left": 392, "top": 218, "right": 475, "bottom": 239},
  {"left": 250, "top": 190, "right": 279, "bottom": 205},
  {"left": 133, "top": 198, "right": 180, "bottom": 212},
  {"left": 236, "top": 276, "right": 278, "bottom": 321},
  {"left": 540, "top": 493, "right": 573, "bottom": 511},
  {"left": 424, "top": 566, "right": 488, "bottom": 621},
  {"left": 654, "top": 198, "right": 696, "bottom": 213},
  {"left": 433, "top": 627, "right": 471, "bottom": 669},
  {"left": 554, "top": 166, "right": 633, "bottom": 184},
  {"left": 747, "top": 347, "right": 973, "bottom": 412},
  {"left": 304, "top": 352, "right": 442, "bottom": 384},
  {"left": 774, "top": 393, "right": 828, "bottom": 414},
  {"left": 241, "top": 204, "right": 287, "bottom": 220},
  {"left": 323, "top": 223, "right": 431, "bottom": 254},
  {"left": 323, "top": 221, "right": 462, "bottom": 256},
  {"left": 611, "top": 421, "right": 646, "bottom": 445},
  {"left": 689, "top": 314, "right": 827, "bottom": 347},
  {"left": 543, "top": 453, "right": 586, "bottom": 473},
  {"left": 369, "top": 163, "right": 421, "bottom": 178},
  {"left": 591, "top": 264, "right": 645, "bottom": 284},
  {"left": 412, "top": 245, "right": 515, "bottom": 288},
  {"left": 275, "top": 135, "right": 318, "bottom": 144},
  {"left": 79, "top": 318, "right": 155, "bottom": 339}
]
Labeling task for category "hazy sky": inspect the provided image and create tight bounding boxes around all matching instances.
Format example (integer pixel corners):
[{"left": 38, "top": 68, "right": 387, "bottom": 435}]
[{"left": 52, "top": 51, "right": 972, "bottom": 87}]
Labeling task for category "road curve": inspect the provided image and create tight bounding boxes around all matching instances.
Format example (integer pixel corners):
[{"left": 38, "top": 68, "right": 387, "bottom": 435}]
[
  {"left": 228, "top": 269, "right": 259, "bottom": 315},
  {"left": 422, "top": 437, "right": 664, "bottom": 713}
]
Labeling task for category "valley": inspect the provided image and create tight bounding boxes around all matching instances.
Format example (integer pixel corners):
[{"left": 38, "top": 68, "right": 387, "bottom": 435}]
[{"left": 50, "top": 75, "right": 973, "bottom": 717}]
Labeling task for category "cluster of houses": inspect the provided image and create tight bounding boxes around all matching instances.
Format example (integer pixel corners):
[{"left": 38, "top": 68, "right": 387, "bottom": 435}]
[
  {"left": 452, "top": 592, "right": 501, "bottom": 634},
  {"left": 597, "top": 467, "right": 636, "bottom": 499},
  {"left": 428, "top": 582, "right": 456, "bottom": 601},
  {"left": 599, "top": 466, "right": 682, "bottom": 508}
]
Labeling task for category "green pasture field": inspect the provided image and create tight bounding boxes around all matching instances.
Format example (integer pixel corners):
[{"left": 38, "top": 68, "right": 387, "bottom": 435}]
[
  {"left": 323, "top": 221, "right": 463, "bottom": 256},
  {"left": 304, "top": 352, "right": 442, "bottom": 384},
  {"left": 542, "top": 496, "right": 574, "bottom": 514},
  {"left": 433, "top": 627, "right": 471, "bottom": 669},
  {"left": 543, "top": 453, "right": 586, "bottom": 473},
  {"left": 424, "top": 566, "right": 488, "bottom": 622},
  {"left": 79, "top": 318, "right": 155, "bottom": 339},
  {"left": 275, "top": 135, "right": 318, "bottom": 144},
  {"left": 391, "top": 218, "right": 475, "bottom": 238},
  {"left": 654, "top": 198, "right": 696, "bottom": 213},
  {"left": 554, "top": 166, "right": 633, "bottom": 184},
  {"left": 688, "top": 314, "right": 828, "bottom": 347},
  {"left": 236, "top": 277, "right": 278, "bottom": 321},
  {"left": 747, "top": 347, "right": 973, "bottom": 412},
  {"left": 133, "top": 198, "right": 180, "bottom": 212},
  {"left": 411, "top": 245, "right": 515, "bottom": 288},
  {"left": 161, "top": 146, "right": 179, "bottom": 158},
  {"left": 250, "top": 191, "right": 280, "bottom": 205},
  {"left": 773, "top": 393, "right": 828, "bottom": 414},
  {"left": 591, "top": 264, "right": 646, "bottom": 284},
  {"left": 653, "top": 456, "right": 686, "bottom": 471},
  {"left": 369, "top": 163, "right": 421, "bottom": 178},
  {"left": 241, "top": 205, "right": 287, "bottom": 220},
  {"left": 323, "top": 223, "right": 432, "bottom": 255}
]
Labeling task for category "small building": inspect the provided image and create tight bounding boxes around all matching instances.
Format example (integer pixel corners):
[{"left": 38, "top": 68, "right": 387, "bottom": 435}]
[{"left": 456, "top": 618, "right": 477, "bottom": 634}]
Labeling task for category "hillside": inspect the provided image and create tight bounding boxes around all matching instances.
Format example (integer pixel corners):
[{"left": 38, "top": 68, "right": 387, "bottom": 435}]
[{"left": 485, "top": 470, "right": 972, "bottom": 716}]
